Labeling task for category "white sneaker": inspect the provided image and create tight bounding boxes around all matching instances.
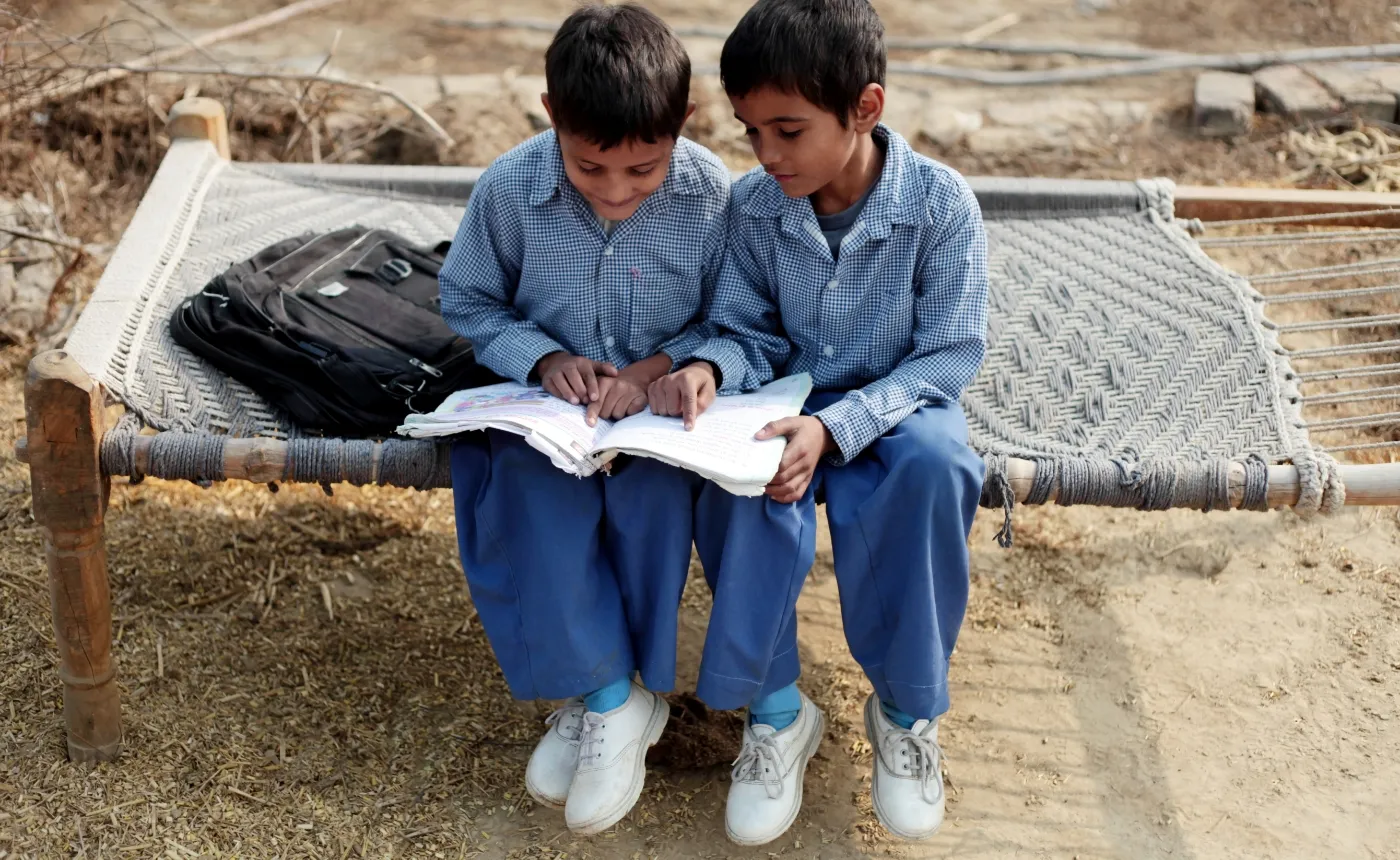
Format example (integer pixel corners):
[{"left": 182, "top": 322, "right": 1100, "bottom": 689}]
[
  {"left": 563, "top": 681, "right": 670, "bottom": 835},
  {"left": 864, "top": 694, "right": 946, "bottom": 841},
  {"left": 525, "top": 698, "right": 586, "bottom": 808},
  {"left": 725, "top": 691, "right": 825, "bottom": 846}
]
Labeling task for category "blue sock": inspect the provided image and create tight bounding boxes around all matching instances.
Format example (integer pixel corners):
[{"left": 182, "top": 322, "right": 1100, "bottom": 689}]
[
  {"left": 584, "top": 676, "right": 632, "bottom": 713},
  {"left": 749, "top": 682, "right": 801, "bottom": 730},
  {"left": 880, "top": 699, "right": 917, "bottom": 729}
]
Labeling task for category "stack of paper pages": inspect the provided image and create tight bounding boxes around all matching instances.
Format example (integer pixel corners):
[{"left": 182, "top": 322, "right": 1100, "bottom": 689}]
[{"left": 396, "top": 374, "right": 813, "bottom": 496}]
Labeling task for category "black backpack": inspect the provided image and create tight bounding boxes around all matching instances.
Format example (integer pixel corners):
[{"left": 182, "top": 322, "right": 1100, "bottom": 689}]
[{"left": 170, "top": 226, "right": 498, "bottom": 437}]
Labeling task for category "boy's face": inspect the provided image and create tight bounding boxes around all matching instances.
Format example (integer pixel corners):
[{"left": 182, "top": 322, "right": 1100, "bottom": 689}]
[
  {"left": 730, "top": 85, "right": 884, "bottom": 200},
  {"left": 544, "top": 94, "right": 697, "bottom": 222}
]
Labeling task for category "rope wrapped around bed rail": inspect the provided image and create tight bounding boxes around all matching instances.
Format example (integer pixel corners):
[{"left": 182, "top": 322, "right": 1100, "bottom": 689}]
[
  {"left": 100, "top": 415, "right": 454, "bottom": 490},
  {"left": 101, "top": 417, "right": 1344, "bottom": 540},
  {"left": 980, "top": 452, "right": 1294, "bottom": 547}
]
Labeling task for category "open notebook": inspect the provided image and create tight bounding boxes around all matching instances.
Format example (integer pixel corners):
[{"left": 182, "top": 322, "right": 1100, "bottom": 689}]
[{"left": 396, "top": 374, "right": 813, "bottom": 496}]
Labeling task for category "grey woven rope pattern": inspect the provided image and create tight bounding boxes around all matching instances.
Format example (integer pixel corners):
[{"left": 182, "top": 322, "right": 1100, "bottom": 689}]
[{"left": 81, "top": 154, "right": 1342, "bottom": 533}]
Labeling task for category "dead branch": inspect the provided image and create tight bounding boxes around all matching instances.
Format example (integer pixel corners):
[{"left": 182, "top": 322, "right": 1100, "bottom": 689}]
[
  {"left": 38, "top": 61, "right": 455, "bottom": 146},
  {"left": 0, "top": 225, "right": 89, "bottom": 255},
  {"left": 0, "top": 0, "right": 350, "bottom": 122},
  {"left": 120, "top": 0, "right": 228, "bottom": 69}
]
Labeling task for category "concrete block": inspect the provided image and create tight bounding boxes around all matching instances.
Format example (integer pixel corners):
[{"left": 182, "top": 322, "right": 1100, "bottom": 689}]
[
  {"left": 1364, "top": 64, "right": 1400, "bottom": 101},
  {"left": 1306, "top": 64, "right": 1397, "bottom": 122},
  {"left": 1254, "top": 65, "right": 1341, "bottom": 122},
  {"left": 1193, "top": 71, "right": 1255, "bottom": 137}
]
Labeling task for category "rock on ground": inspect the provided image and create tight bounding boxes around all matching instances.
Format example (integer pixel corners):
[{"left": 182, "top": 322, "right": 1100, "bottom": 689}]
[
  {"left": 1254, "top": 65, "right": 1341, "bottom": 122},
  {"left": 0, "top": 195, "right": 70, "bottom": 346},
  {"left": 1305, "top": 64, "right": 1396, "bottom": 122},
  {"left": 1194, "top": 71, "right": 1256, "bottom": 137}
]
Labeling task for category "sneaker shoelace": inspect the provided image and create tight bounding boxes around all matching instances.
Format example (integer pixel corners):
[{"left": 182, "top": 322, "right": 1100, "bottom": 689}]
[
  {"left": 731, "top": 730, "right": 785, "bottom": 799},
  {"left": 544, "top": 700, "right": 585, "bottom": 742},
  {"left": 880, "top": 719, "right": 944, "bottom": 804},
  {"left": 577, "top": 711, "right": 608, "bottom": 763}
]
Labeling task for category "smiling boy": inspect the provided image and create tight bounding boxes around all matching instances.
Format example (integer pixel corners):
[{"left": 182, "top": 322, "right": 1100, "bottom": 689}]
[{"left": 438, "top": 4, "right": 732, "bottom": 835}]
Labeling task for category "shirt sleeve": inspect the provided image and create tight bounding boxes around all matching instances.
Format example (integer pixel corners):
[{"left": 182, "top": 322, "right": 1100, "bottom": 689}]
[
  {"left": 815, "top": 178, "right": 989, "bottom": 464},
  {"left": 657, "top": 198, "right": 729, "bottom": 369},
  {"left": 439, "top": 167, "right": 565, "bottom": 385},
  {"left": 690, "top": 213, "right": 793, "bottom": 394}
]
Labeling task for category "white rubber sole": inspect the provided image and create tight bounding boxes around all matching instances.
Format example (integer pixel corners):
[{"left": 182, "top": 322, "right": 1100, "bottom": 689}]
[
  {"left": 566, "top": 694, "right": 670, "bottom": 835},
  {"left": 863, "top": 697, "right": 945, "bottom": 842},
  {"left": 524, "top": 775, "right": 567, "bottom": 810},
  {"left": 725, "top": 707, "right": 826, "bottom": 847}
]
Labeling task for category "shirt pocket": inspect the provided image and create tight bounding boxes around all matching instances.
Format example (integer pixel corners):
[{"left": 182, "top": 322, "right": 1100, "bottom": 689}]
[
  {"left": 628, "top": 245, "right": 706, "bottom": 349},
  {"left": 863, "top": 272, "right": 917, "bottom": 378}
]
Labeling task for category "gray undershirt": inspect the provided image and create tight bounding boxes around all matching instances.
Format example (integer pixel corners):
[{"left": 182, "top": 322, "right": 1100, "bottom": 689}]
[{"left": 813, "top": 180, "right": 876, "bottom": 261}]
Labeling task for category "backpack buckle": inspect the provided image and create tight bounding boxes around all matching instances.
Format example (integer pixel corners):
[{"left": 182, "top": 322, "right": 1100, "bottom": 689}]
[{"left": 376, "top": 258, "right": 413, "bottom": 285}]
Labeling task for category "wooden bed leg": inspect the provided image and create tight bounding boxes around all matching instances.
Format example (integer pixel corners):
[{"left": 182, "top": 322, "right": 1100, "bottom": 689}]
[
  {"left": 167, "top": 97, "right": 231, "bottom": 159},
  {"left": 24, "top": 350, "right": 122, "bottom": 762}
]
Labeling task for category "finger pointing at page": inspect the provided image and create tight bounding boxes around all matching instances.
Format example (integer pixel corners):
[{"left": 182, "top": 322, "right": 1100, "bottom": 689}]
[{"left": 682, "top": 382, "right": 699, "bottom": 431}]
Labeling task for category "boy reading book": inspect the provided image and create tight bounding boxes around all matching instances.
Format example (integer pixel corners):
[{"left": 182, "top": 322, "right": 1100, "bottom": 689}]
[
  {"left": 437, "top": 5, "right": 744, "bottom": 834},
  {"left": 651, "top": 0, "right": 989, "bottom": 844}
]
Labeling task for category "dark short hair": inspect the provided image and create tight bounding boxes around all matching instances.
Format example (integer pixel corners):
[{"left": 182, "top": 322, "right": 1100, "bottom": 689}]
[
  {"left": 544, "top": 4, "right": 691, "bottom": 149},
  {"left": 720, "top": 0, "right": 885, "bottom": 125}
]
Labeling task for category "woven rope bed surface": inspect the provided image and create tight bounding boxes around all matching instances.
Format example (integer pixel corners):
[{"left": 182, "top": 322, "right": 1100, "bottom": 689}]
[{"left": 69, "top": 140, "right": 1337, "bottom": 514}]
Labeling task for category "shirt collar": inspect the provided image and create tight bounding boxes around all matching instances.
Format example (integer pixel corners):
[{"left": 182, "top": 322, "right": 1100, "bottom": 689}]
[
  {"left": 741, "top": 124, "right": 924, "bottom": 237},
  {"left": 529, "top": 131, "right": 711, "bottom": 207}
]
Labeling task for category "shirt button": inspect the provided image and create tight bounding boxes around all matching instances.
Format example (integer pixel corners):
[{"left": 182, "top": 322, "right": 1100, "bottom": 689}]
[
  {"left": 822, "top": 345, "right": 835, "bottom": 357},
  {"left": 604, "top": 336, "right": 616, "bottom": 348},
  {"left": 826, "top": 279, "right": 838, "bottom": 290},
  {"left": 604, "top": 246, "right": 614, "bottom": 257}
]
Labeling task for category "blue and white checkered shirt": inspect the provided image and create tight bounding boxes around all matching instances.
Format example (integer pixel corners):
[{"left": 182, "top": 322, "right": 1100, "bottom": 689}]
[
  {"left": 440, "top": 131, "right": 730, "bottom": 384},
  {"left": 692, "top": 126, "right": 989, "bottom": 464}
]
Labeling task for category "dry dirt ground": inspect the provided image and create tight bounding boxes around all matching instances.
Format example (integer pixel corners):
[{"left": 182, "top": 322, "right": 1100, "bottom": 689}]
[{"left": 3, "top": 0, "right": 1400, "bottom": 858}]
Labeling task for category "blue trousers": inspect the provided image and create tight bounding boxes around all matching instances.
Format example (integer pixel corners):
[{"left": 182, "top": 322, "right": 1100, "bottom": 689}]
[
  {"left": 703, "top": 393, "right": 984, "bottom": 718},
  {"left": 450, "top": 429, "right": 813, "bottom": 707}
]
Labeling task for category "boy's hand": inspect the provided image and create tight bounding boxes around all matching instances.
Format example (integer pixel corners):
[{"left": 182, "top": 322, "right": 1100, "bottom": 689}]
[
  {"left": 755, "top": 415, "right": 836, "bottom": 503},
  {"left": 648, "top": 362, "right": 717, "bottom": 430},
  {"left": 536, "top": 352, "right": 618, "bottom": 406},
  {"left": 586, "top": 374, "right": 648, "bottom": 425},
  {"left": 587, "top": 353, "right": 675, "bottom": 426}
]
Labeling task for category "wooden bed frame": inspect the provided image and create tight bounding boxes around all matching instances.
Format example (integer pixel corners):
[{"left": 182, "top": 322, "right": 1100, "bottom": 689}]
[{"left": 15, "top": 100, "right": 1400, "bottom": 763}]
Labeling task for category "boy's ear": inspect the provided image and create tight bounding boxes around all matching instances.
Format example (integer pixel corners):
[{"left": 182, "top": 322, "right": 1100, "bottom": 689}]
[
  {"left": 683, "top": 100, "right": 697, "bottom": 127},
  {"left": 540, "top": 92, "right": 553, "bottom": 124},
  {"left": 852, "top": 83, "right": 885, "bottom": 134}
]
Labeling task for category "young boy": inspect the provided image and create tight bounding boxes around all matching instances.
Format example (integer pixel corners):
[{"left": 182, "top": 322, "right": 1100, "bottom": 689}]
[
  {"left": 438, "top": 5, "right": 738, "bottom": 835},
  {"left": 650, "top": 0, "right": 989, "bottom": 844}
]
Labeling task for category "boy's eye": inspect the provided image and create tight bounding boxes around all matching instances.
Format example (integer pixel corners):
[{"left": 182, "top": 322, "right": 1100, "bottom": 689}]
[
  {"left": 629, "top": 166, "right": 656, "bottom": 177},
  {"left": 778, "top": 128, "right": 803, "bottom": 140},
  {"left": 578, "top": 165, "right": 602, "bottom": 175}
]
